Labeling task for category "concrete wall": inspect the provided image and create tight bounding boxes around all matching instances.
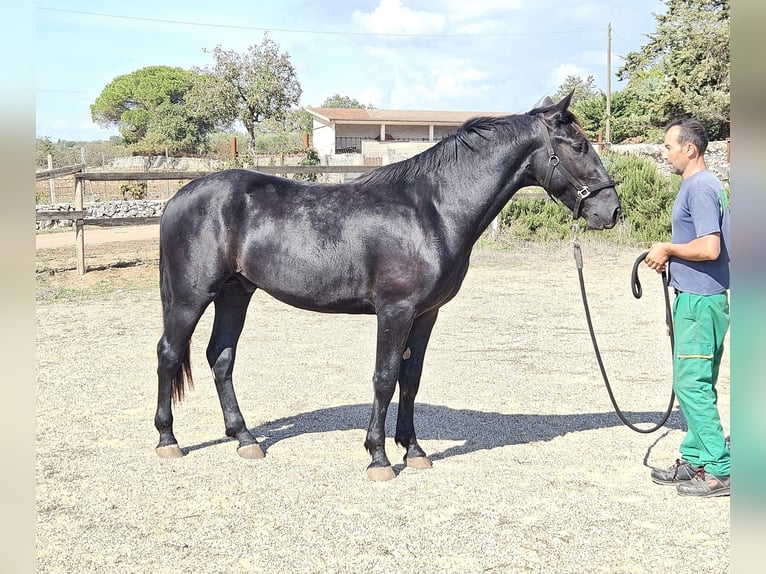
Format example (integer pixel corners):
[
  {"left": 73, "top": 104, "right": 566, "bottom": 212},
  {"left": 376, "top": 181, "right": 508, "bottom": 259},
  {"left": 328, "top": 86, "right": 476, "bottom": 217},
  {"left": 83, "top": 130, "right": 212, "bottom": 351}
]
[
  {"left": 362, "top": 140, "right": 437, "bottom": 164},
  {"left": 312, "top": 122, "right": 336, "bottom": 156},
  {"left": 103, "top": 156, "right": 227, "bottom": 171}
]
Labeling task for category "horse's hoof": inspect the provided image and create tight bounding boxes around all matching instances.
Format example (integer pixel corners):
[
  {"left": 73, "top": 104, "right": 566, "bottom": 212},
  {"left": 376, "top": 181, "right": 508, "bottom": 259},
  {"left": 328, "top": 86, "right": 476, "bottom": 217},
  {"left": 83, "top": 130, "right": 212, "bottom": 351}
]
[
  {"left": 155, "top": 444, "right": 184, "bottom": 458},
  {"left": 406, "top": 456, "right": 432, "bottom": 469},
  {"left": 367, "top": 465, "right": 396, "bottom": 481},
  {"left": 237, "top": 443, "right": 265, "bottom": 459}
]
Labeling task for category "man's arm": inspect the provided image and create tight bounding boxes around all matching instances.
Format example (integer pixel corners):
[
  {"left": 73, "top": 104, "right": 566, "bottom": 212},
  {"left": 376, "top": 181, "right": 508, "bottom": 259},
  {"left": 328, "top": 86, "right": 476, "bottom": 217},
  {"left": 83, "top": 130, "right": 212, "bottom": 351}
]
[{"left": 645, "top": 232, "right": 721, "bottom": 272}]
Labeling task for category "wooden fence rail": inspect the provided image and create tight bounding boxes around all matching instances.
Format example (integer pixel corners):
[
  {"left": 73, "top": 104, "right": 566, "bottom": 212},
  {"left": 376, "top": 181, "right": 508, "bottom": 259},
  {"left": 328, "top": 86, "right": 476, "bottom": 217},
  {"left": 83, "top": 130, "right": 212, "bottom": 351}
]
[
  {"left": 37, "top": 166, "right": 547, "bottom": 275},
  {"left": 35, "top": 164, "right": 87, "bottom": 181}
]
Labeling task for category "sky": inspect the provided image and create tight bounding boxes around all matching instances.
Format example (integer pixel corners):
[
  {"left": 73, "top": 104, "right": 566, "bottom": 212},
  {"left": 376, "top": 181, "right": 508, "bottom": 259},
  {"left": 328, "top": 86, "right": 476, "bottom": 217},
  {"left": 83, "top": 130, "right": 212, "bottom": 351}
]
[{"left": 35, "top": 0, "right": 667, "bottom": 141}]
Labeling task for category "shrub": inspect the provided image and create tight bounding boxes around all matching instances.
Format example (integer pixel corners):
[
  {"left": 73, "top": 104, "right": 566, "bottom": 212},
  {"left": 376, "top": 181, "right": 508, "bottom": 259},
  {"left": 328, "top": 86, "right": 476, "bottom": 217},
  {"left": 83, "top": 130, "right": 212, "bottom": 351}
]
[
  {"left": 295, "top": 147, "right": 321, "bottom": 182},
  {"left": 600, "top": 151, "right": 678, "bottom": 244},
  {"left": 499, "top": 191, "right": 573, "bottom": 241},
  {"left": 119, "top": 181, "right": 148, "bottom": 200}
]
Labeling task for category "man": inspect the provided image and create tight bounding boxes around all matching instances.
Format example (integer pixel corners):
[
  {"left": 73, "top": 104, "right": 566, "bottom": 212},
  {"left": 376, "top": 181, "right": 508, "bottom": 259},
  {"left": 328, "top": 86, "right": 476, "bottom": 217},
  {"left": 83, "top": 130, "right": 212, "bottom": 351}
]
[{"left": 644, "top": 118, "right": 730, "bottom": 498}]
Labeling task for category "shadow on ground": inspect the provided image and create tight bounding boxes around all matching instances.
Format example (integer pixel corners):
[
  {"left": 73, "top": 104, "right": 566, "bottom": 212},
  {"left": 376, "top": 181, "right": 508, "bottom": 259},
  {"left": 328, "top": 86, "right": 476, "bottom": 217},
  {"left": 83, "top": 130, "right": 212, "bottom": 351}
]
[{"left": 182, "top": 403, "right": 686, "bottom": 462}]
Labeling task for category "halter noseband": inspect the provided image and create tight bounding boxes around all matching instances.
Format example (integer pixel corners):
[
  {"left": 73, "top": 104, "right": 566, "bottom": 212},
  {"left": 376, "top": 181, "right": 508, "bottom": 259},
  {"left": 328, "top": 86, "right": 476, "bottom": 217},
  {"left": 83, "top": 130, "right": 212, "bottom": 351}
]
[{"left": 539, "top": 120, "right": 615, "bottom": 220}]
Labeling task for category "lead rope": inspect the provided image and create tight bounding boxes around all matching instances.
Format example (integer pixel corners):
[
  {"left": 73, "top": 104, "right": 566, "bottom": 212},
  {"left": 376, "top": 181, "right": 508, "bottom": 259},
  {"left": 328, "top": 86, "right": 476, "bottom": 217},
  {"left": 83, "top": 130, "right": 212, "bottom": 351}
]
[{"left": 572, "top": 228, "right": 676, "bottom": 433}]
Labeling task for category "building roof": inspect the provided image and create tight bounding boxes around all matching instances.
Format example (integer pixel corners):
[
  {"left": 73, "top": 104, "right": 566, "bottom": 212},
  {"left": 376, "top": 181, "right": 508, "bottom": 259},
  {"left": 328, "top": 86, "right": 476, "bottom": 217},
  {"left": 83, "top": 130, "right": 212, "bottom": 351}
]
[{"left": 305, "top": 107, "right": 514, "bottom": 126}]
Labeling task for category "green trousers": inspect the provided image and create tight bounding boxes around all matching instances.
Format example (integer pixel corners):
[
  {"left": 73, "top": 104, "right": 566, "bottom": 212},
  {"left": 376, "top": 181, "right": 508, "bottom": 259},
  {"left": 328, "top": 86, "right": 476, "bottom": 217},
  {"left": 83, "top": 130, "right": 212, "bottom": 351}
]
[{"left": 672, "top": 291, "right": 730, "bottom": 476}]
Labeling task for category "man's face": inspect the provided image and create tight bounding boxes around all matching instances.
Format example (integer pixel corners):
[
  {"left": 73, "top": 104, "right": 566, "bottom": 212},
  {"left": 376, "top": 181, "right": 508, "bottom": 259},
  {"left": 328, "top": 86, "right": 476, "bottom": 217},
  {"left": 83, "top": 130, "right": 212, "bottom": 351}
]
[{"left": 661, "top": 125, "right": 690, "bottom": 176}]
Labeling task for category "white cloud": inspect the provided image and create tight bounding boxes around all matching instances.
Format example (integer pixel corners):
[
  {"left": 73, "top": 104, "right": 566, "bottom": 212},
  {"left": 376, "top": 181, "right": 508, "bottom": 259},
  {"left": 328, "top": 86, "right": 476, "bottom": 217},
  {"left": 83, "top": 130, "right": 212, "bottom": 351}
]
[
  {"left": 351, "top": 0, "right": 446, "bottom": 35},
  {"left": 358, "top": 86, "right": 383, "bottom": 108},
  {"left": 351, "top": 0, "right": 525, "bottom": 37},
  {"left": 548, "top": 63, "right": 590, "bottom": 91},
  {"left": 580, "top": 49, "right": 608, "bottom": 68},
  {"left": 572, "top": 1, "right": 608, "bottom": 22},
  {"left": 432, "top": 68, "right": 487, "bottom": 98},
  {"left": 360, "top": 45, "right": 493, "bottom": 109},
  {"left": 441, "top": 0, "right": 525, "bottom": 21}
]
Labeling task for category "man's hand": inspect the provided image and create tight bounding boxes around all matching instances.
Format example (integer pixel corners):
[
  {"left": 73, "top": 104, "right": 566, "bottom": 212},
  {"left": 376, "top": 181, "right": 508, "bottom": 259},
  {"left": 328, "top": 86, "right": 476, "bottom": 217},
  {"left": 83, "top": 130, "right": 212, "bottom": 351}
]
[{"left": 645, "top": 242, "right": 670, "bottom": 273}]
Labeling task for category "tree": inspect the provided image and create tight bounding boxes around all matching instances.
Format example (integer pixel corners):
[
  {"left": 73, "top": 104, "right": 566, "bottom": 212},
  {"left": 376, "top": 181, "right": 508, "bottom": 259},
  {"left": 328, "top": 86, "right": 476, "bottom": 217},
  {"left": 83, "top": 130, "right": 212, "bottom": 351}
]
[
  {"left": 198, "top": 33, "right": 302, "bottom": 162},
  {"left": 36, "top": 137, "right": 56, "bottom": 168},
  {"left": 554, "top": 75, "right": 600, "bottom": 106},
  {"left": 572, "top": 70, "right": 669, "bottom": 143},
  {"left": 617, "top": 0, "right": 729, "bottom": 138},
  {"left": 90, "top": 66, "right": 217, "bottom": 154},
  {"left": 320, "top": 93, "right": 374, "bottom": 108}
]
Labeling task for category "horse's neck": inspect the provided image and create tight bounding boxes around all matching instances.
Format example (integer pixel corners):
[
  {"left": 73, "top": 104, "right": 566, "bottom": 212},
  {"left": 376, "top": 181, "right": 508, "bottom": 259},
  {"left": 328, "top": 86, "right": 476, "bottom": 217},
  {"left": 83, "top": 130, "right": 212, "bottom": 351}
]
[{"left": 435, "top": 135, "right": 538, "bottom": 249}]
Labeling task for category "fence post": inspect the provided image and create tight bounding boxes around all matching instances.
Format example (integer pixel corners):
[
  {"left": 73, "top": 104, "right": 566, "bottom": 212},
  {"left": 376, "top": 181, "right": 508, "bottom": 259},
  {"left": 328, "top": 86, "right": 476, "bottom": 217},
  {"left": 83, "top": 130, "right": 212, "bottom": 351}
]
[
  {"left": 47, "top": 154, "right": 56, "bottom": 203},
  {"left": 74, "top": 176, "right": 86, "bottom": 275}
]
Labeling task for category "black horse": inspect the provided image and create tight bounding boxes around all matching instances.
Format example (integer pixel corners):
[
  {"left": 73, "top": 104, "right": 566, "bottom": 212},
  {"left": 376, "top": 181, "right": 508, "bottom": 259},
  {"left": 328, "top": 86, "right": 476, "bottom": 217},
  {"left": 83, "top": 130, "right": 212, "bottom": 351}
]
[{"left": 154, "top": 92, "right": 621, "bottom": 480}]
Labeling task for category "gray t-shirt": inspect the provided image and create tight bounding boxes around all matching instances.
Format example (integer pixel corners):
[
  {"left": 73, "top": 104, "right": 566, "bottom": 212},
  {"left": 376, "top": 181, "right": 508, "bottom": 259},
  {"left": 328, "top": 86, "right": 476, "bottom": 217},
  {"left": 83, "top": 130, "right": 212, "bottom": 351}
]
[{"left": 668, "top": 170, "right": 730, "bottom": 295}]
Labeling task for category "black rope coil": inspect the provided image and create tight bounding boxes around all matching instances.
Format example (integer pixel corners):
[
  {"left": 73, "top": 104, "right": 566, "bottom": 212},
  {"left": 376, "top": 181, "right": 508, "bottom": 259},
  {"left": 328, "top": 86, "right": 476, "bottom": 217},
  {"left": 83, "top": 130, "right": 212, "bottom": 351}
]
[{"left": 575, "top": 245, "right": 676, "bottom": 433}]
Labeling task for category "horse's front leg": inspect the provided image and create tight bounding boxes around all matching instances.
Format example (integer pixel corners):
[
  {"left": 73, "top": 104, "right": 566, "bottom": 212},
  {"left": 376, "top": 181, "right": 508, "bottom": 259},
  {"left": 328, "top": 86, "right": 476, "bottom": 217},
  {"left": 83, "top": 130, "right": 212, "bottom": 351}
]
[
  {"left": 396, "top": 309, "right": 439, "bottom": 469},
  {"left": 207, "top": 282, "right": 263, "bottom": 459},
  {"left": 365, "top": 305, "right": 415, "bottom": 481}
]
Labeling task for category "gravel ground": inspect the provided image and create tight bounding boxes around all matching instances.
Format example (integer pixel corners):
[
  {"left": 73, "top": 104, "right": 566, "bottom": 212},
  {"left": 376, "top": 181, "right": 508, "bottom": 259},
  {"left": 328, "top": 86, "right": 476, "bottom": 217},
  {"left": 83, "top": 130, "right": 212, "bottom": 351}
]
[{"left": 36, "top": 236, "right": 730, "bottom": 573}]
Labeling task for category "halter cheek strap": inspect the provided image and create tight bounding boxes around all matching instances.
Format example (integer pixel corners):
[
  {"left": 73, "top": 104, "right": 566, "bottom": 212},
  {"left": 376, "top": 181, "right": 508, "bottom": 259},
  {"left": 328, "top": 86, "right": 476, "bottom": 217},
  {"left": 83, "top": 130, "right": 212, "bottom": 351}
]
[{"left": 539, "top": 122, "right": 615, "bottom": 220}]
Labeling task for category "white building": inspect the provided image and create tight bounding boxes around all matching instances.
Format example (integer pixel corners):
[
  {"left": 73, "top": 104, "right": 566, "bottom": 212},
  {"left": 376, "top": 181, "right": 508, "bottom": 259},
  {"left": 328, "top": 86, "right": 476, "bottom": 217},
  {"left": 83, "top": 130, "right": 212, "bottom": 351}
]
[{"left": 305, "top": 107, "right": 511, "bottom": 158}]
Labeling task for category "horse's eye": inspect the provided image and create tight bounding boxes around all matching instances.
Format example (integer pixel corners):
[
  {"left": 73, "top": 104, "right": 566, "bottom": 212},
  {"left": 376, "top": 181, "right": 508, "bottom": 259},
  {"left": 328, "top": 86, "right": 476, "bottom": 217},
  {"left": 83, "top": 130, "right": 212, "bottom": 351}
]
[{"left": 572, "top": 141, "right": 587, "bottom": 153}]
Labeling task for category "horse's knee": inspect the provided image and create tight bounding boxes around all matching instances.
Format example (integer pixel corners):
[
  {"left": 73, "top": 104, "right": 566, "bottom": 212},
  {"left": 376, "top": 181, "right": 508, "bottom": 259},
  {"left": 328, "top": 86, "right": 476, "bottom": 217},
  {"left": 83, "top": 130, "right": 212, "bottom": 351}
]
[
  {"left": 157, "top": 338, "right": 184, "bottom": 374},
  {"left": 372, "top": 367, "right": 399, "bottom": 397}
]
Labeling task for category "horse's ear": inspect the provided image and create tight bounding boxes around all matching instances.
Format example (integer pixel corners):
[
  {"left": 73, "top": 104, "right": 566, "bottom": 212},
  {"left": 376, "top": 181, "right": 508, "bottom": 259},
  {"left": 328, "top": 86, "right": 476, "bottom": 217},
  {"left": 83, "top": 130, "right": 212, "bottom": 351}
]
[
  {"left": 555, "top": 90, "right": 575, "bottom": 111},
  {"left": 533, "top": 95, "right": 554, "bottom": 109}
]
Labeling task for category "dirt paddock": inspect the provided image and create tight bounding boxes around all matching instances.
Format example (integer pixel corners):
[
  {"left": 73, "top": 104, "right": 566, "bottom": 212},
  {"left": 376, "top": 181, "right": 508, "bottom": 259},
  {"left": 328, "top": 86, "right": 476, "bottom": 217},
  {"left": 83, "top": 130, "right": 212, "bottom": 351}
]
[{"left": 35, "top": 226, "right": 729, "bottom": 573}]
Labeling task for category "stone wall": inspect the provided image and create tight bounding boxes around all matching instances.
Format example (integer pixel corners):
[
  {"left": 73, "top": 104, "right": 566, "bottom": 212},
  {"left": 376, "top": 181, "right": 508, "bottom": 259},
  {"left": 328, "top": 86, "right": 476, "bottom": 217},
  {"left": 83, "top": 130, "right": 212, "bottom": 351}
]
[
  {"left": 608, "top": 141, "right": 729, "bottom": 182},
  {"left": 36, "top": 200, "right": 165, "bottom": 230}
]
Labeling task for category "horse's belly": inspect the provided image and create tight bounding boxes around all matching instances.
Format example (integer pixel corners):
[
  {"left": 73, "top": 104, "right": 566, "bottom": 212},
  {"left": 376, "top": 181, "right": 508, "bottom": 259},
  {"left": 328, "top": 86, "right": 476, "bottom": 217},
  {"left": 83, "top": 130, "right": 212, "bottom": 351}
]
[
  {"left": 244, "top": 259, "right": 375, "bottom": 314},
  {"left": 262, "top": 286, "right": 376, "bottom": 315}
]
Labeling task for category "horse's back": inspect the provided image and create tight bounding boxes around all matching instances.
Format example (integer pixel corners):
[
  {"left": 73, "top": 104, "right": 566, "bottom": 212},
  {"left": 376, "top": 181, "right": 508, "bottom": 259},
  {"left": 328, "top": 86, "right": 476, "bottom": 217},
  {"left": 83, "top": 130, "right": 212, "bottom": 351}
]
[{"left": 163, "top": 169, "right": 289, "bottom": 217}]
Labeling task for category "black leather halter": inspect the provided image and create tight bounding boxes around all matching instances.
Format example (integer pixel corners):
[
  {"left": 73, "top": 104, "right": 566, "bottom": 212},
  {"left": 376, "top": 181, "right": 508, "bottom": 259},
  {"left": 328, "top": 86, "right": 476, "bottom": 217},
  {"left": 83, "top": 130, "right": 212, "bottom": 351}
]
[{"left": 539, "top": 121, "right": 615, "bottom": 220}]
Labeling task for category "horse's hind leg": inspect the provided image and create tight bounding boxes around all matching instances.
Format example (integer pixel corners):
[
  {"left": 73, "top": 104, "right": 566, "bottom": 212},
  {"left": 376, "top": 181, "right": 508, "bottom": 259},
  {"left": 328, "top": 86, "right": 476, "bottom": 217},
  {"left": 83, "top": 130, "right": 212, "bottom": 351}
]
[
  {"left": 156, "top": 303, "right": 207, "bottom": 457},
  {"left": 396, "top": 309, "right": 439, "bottom": 469},
  {"left": 206, "top": 278, "right": 264, "bottom": 459}
]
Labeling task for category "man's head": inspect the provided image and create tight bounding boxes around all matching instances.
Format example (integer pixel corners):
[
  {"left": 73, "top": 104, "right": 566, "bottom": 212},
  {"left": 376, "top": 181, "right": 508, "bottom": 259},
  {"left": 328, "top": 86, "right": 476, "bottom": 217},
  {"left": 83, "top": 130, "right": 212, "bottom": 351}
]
[{"left": 662, "top": 119, "right": 708, "bottom": 176}]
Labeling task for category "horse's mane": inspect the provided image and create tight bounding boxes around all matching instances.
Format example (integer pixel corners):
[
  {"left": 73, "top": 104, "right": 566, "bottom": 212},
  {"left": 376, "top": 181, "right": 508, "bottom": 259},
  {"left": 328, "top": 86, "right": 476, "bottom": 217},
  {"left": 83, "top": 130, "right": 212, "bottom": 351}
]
[
  {"left": 528, "top": 103, "right": 583, "bottom": 131},
  {"left": 354, "top": 113, "right": 536, "bottom": 186}
]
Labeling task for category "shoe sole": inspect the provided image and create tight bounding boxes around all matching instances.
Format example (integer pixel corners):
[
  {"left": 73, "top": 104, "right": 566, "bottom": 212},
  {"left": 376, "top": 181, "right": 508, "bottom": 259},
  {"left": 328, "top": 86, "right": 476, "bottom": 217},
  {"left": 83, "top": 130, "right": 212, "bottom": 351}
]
[{"left": 677, "top": 486, "right": 730, "bottom": 498}]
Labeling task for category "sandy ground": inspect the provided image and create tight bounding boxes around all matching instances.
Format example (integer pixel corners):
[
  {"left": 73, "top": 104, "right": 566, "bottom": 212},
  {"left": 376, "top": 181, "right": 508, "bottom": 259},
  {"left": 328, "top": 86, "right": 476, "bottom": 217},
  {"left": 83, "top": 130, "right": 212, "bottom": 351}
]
[
  {"left": 35, "top": 231, "right": 730, "bottom": 573},
  {"left": 35, "top": 224, "right": 160, "bottom": 250}
]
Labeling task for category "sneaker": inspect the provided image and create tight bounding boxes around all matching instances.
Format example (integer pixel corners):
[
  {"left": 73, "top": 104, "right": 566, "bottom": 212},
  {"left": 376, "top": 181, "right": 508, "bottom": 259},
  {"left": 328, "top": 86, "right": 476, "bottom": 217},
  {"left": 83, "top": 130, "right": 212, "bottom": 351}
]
[
  {"left": 651, "top": 458, "right": 701, "bottom": 485},
  {"left": 676, "top": 470, "right": 730, "bottom": 498}
]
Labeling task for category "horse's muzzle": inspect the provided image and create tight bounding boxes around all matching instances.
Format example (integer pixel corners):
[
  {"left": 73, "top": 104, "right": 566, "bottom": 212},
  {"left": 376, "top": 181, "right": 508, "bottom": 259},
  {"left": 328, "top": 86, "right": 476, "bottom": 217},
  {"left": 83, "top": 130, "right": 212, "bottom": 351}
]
[{"left": 585, "top": 204, "right": 621, "bottom": 230}]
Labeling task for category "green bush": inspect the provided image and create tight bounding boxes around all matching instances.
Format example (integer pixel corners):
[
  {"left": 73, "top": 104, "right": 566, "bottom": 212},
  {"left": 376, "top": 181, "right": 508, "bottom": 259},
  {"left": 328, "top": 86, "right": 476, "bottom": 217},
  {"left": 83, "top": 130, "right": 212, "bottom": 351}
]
[
  {"left": 499, "top": 191, "right": 573, "bottom": 241},
  {"left": 497, "top": 153, "right": 679, "bottom": 245},
  {"left": 295, "top": 147, "right": 321, "bottom": 181},
  {"left": 600, "top": 152, "right": 678, "bottom": 244},
  {"left": 119, "top": 181, "right": 148, "bottom": 200}
]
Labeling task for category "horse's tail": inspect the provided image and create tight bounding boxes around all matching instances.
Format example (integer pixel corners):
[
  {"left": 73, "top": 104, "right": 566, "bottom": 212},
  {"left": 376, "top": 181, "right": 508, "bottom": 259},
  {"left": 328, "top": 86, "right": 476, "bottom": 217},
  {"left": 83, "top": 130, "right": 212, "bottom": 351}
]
[{"left": 159, "top": 240, "right": 193, "bottom": 404}]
